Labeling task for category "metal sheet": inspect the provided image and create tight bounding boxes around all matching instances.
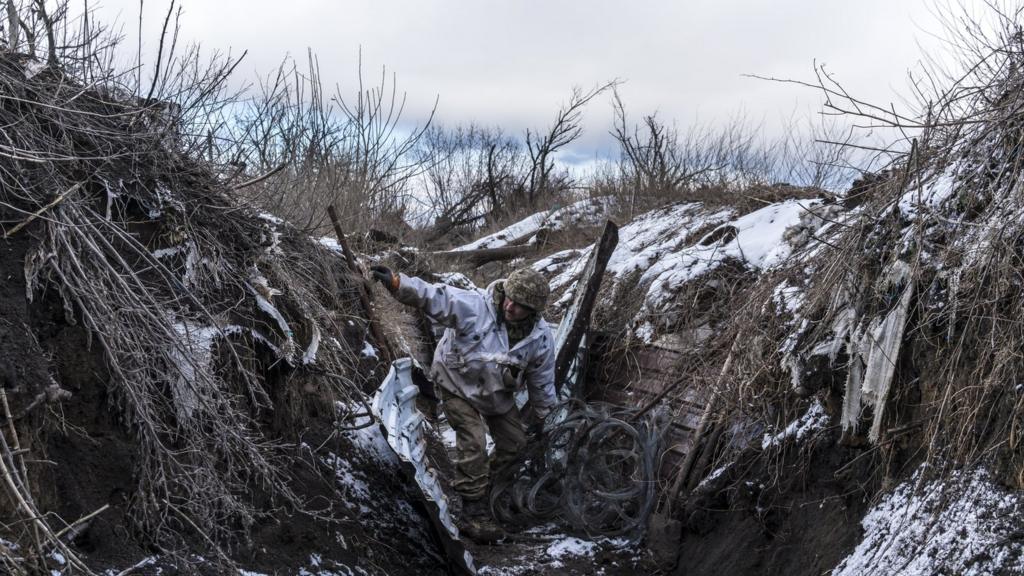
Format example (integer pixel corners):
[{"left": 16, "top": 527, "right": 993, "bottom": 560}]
[{"left": 372, "top": 358, "right": 477, "bottom": 575}]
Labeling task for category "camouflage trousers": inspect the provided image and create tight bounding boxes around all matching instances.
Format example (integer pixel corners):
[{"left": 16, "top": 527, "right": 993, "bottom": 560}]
[{"left": 440, "top": 388, "right": 527, "bottom": 501}]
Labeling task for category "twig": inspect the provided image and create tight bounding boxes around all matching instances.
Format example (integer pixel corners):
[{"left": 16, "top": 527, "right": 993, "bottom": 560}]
[
  {"left": 2, "top": 182, "right": 81, "bottom": 239},
  {"left": 231, "top": 161, "right": 287, "bottom": 191},
  {"left": 114, "top": 556, "right": 157, "bottom": 576},
  {"left": 53, "top": 503, "right": 110, "bottom": 540},
  {"left": 633, "top": 378, "right": 682, "bottom": 421},
  {"left": 0, "top": 449, "right": 93, "bottom": 573},
  {"left": 161, "top": 499, "right": 233, "bottom": 566}
]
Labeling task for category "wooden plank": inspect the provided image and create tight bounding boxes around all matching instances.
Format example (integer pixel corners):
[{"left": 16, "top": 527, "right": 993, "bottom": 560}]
[{"left": 554, "top": 220, "right": 619, "bottom": 393}]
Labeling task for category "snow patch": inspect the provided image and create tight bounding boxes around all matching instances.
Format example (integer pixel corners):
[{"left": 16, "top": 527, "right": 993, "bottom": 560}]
[
  {"left": 898, "top": 172, "right": 956, "bottom": 218},
  {"left": 152, "top": 245, "right": 185, "bottom": 259},
  {"left": 435, "top": 271, "right": 477, "bottom": 290},
  {"left": 641, "top": 200, "right": 817, "bottom": 311},
  {"left": 50, "top": 550, "right": 66, "bottom": 565},
  {"left": 761, "top": 399, "right": 829, "bottom": 449},
  {"left": 834, "top": 466, "right": 1024, "bottom": 576},
  {"left": 772, "top": 283, "right": 804, "bottom": 316},
  {"left": 360, "top": 341, "right": 378, "bottom": 359},
  {"left": 456, "top": 197, "right": 614, "bottom": 251},
  {"left": 318, "top": 236, "right": 343, "bottom": 253},
  {"left": 546, "top": 536, "right": 600, "bottom": 559}
]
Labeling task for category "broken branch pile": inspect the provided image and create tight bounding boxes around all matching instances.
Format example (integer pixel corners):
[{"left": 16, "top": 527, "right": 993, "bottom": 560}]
[
  {"left": 714, "top": 11, "right": 1024, "bottom": 491},
  {"left": 0, "top": 14, "right": 382, "bottom": 572}
]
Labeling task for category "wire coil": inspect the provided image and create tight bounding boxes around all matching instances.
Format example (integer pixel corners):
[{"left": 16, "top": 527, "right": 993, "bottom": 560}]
[{"left": 490, "top": 400, "right": 668, "bottom": 541}]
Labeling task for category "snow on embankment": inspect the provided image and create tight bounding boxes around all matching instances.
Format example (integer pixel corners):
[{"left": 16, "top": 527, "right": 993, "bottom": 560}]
[
  {"left": 833, "top": 466, "right": 1024, "bottom": 576},
  {"left": 454, "top": 197, "right": 613, "bottom": 251},
  {"left": 533, "top": 198, "right": 836, "bottom": 342}
]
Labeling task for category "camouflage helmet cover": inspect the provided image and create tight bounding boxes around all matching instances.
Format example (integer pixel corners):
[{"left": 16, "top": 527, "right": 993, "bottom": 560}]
[{"left": 504, "top": 267, "right": 550, "bottom": 312}]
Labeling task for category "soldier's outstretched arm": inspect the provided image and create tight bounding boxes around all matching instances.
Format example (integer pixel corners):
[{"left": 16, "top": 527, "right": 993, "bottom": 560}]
[{"left": 388, "top": 273, "right": 485, "bottom": 331}]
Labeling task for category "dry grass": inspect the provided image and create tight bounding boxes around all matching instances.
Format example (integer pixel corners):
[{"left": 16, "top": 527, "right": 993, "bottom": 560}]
[
  {"left": 0, "top": 4, "right": 378, "bottom": 570},
  {"left": 686, "top": 3, "right": 1024, "bottom": 491}
]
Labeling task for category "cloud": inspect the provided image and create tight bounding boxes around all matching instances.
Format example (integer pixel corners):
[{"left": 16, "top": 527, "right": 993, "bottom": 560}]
[{"left": 83, "top": 0, "right": 964, "bottom": 157}]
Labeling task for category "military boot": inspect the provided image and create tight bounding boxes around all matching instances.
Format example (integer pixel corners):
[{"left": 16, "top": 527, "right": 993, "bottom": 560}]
[{"left": 457, "top": 497, "right": 506, "bottom": 544}]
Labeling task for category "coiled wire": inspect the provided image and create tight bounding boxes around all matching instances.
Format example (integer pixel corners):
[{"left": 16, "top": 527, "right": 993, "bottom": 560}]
[{"left": 489, "top": 400, "right": 668, "bottom": 541}]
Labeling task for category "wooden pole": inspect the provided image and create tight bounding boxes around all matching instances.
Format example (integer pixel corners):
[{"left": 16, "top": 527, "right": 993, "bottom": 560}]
[
  {"left": 554, "top": 220, "right": 619, "bottom": 393},
  {"left": 666, "top": 335, "right": 740, "bottom": 509},
  {"left": 3, "top": 182, "right": 80, "bottom": 239},
  {"left": 326, "top": 205, "right": 394, "bottom": 362}
]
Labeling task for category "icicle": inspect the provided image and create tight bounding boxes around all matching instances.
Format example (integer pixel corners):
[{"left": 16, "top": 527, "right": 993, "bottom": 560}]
[
  {"left": 863, "top": 284, "right": 913, "bottom": 442},
  {"left": 841, "top": 336, "right": 864, "bottom": 433},
  {"left": 302, "top": 322, "right": 321, "bottom": 366}
]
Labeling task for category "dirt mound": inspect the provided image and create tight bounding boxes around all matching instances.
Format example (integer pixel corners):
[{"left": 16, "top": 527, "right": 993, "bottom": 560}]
[{"left": 0, "top": 38, "right": 444, "bottom": 575}]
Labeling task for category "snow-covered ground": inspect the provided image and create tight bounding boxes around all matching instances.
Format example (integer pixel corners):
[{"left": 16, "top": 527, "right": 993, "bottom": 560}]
[
  {"left": 833, "top": 465, "right": 1024, "bottom": 576},
  {"left": 761, "top": 399, "right": 829, "bottom": 450},
  {"left": 455, "top": 197, "right": 614, "bottom": 251},
  {"left": 533, "top": 198, "right": 832, "bottom": 342}
]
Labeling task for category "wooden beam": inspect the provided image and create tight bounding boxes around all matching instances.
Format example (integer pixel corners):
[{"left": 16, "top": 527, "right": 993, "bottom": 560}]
[{"left": 553, "top": 220, "right": 618, "bottom": 394}]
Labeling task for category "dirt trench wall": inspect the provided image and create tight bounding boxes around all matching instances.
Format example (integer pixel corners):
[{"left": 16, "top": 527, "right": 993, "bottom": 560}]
[
  {"left": 0, "top": 222, "right": 143, "bottom": 562},
  {"left": 0, "top": 223, "right": 447, "bottom": 573},
  {"left": 673, "top": 429, "right": 873, "bottom": 576}
]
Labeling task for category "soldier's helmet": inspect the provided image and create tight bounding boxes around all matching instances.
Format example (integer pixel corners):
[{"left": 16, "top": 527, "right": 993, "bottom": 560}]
[{"left": 504, "top": 267, "right": 550, "bottom": 312}]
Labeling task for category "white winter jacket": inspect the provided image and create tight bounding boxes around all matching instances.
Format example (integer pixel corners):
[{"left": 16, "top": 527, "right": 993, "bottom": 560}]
[{"left": 395, "top": 274, "right": 557, "bottom": 417}]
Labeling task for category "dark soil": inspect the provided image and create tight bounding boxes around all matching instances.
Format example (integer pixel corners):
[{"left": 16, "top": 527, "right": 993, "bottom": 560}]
[
  {"left": 0, "top": 222, "right": 446, "bottom": 575},
  {"left": 671, "top": 428, "right": 876, "bottom": 576}
]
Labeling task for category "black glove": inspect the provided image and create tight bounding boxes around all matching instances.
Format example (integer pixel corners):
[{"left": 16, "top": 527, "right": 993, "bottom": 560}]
[
  {"left": 524, "top": 408, "right": 545, "bottom": 438},
  {"left": 370, "top": 265, "right": 398, "bottom": 292}
]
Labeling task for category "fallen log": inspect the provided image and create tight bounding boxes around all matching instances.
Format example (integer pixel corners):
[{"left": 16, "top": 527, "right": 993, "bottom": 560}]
[
  {"left": 426, "top": 244, "right": 537, "bottom": 267},
  {"left": 504, "top": 226, "right": 550, "bottom": 248}
]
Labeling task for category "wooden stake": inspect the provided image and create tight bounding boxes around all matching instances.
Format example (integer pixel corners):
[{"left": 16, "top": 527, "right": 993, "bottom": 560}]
[
  {"left": 554, "top": 220, "right": 619, "bottom": 393},
  {"left": 326, "top": 205, "right": 393, "bottom": 362},
  {"left": 53, "top": 504, "right": 110, "bottom": 540},
  {"left": 666, "top": 335, "right": 740, "bottom": 510}
]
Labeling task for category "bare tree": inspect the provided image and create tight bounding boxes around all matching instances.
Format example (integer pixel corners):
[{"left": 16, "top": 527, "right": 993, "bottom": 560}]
[
  {"left": 522, "top": 81, "right": 617, "bottom": 207},
  {"left": 224, "top": 50, "right": 437, "bottom": 236},
  {"left": 610, "top": 87, "right": 856, "bottom": 214},
  {"left": 415, "top": 123, "right": 528, "bottom": 241},
  {"left": 5, "top": 0, "right": 20, "bottom": 51},
  {"left": 333, "top": 52, "right": 437, "bottom": 231}
]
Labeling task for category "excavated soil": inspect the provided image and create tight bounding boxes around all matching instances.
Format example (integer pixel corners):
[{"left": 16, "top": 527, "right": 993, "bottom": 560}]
[
  {"left": 0, "top": 220, "right": 447, "bottom": 574},
  {"left": 672, "top": 428, "right": 877, "bottom": 576}
]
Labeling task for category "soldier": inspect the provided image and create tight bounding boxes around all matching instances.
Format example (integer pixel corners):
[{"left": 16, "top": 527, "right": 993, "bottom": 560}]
[{"left": 370, "top": 265, "right": 556, "bottom": 535}]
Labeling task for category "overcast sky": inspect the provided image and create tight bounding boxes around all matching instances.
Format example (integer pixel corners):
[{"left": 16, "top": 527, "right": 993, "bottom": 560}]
[{"left": 83, "top": 0, "right": 985, "bottom": 162}]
